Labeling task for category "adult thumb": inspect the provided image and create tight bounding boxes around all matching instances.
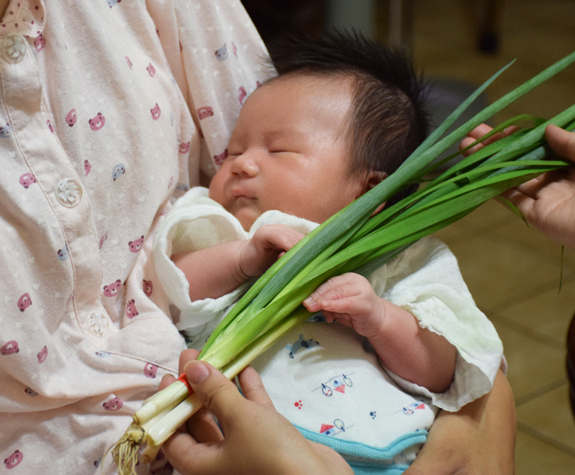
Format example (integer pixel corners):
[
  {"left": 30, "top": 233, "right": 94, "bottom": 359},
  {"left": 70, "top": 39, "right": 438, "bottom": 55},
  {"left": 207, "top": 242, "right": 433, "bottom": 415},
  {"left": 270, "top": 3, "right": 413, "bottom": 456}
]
[
  {"left": 546, "top": 124, "right": 575, "bottom": 163},
  {"left": 184, "top": 360, "right": 242, "bottom": 426}
]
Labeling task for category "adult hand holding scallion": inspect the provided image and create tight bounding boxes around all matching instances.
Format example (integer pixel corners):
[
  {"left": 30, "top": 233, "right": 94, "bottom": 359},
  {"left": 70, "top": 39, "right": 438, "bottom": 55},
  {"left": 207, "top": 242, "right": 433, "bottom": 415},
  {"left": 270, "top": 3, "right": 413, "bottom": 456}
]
[
  {"left": 158, "top": 350, "right": 353, "bottom": 475},
  {"left": 505, "top": 124, "right": 575, "bottom": 247},
  {"left": 461, "top": 123, "right": 575, "bottom": 248}
]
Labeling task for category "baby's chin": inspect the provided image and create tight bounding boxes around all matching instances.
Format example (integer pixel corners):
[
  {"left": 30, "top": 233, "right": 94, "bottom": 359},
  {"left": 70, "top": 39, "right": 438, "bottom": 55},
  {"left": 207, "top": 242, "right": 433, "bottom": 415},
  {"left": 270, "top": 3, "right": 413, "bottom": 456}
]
[{"left": 232, "top": 209, "right": 260, "bottom": 232}]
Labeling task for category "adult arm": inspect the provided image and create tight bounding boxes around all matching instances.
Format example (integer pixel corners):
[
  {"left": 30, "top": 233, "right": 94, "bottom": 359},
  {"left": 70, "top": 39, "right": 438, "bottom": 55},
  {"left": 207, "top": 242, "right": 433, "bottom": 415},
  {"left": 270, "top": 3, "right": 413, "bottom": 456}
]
[{"left": 405, "top": 370, "right": 516, "bottom": 475}]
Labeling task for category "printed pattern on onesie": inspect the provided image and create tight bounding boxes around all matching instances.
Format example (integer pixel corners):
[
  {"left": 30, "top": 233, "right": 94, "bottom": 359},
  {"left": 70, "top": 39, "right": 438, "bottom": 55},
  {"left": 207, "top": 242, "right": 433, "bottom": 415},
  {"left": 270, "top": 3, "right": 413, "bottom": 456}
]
[{"left": 251, "top": 320, "right": 438, "bottom": 471}]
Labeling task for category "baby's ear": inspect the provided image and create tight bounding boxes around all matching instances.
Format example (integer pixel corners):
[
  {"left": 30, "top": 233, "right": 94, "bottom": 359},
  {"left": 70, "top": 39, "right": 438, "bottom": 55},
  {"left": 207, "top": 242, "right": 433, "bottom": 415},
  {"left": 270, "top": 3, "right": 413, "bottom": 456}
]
[
  {"left": 364, "top": 170, "right": 387, "bottom": 216},
  {"left": 365, "top": 170, "right": 387, "bottom": 192}
]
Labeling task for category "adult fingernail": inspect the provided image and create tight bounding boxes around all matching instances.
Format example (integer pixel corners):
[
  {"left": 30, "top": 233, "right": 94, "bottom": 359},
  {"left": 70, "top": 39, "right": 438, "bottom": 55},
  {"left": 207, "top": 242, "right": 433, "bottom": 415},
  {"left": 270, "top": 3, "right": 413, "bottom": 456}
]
[{"left": 185, "top": 361, "right": 210, "bottom": 385}]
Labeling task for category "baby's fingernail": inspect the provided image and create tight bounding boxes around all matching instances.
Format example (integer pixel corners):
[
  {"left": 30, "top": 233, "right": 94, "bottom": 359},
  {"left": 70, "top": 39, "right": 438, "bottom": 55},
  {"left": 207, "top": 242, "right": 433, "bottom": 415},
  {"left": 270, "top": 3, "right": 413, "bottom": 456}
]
[{"left": 184, "top": 361, "right": 210, "bottom": 385}]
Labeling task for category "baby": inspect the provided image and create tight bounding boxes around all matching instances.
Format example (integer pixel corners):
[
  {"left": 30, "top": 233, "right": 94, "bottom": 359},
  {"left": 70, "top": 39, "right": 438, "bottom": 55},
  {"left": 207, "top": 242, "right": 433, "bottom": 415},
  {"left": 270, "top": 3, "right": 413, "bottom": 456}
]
[{"left": 153, "top": 32, "right": 502, "bottom": 473}]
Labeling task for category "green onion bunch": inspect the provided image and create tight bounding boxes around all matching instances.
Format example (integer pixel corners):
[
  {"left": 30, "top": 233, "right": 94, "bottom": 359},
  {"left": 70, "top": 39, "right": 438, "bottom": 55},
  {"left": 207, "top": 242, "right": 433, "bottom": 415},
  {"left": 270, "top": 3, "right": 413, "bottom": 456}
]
[{"left": 113, "top": 52, "right": 575, "bottom": 474}]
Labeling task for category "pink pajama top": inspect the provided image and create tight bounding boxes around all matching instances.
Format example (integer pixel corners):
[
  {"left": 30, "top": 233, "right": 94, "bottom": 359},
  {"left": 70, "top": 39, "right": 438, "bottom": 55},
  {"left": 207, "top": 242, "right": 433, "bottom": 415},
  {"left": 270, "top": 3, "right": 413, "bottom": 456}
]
[{"left": 0, "top": 1, "right": 270, "bottom": 473}]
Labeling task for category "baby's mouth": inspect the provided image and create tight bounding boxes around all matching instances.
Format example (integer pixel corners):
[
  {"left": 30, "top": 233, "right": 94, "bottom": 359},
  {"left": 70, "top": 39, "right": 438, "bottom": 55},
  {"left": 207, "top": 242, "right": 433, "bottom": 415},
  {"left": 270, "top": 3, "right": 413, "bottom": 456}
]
[{"left": 230, "top": 187, "right": 254, "bottom": 200}]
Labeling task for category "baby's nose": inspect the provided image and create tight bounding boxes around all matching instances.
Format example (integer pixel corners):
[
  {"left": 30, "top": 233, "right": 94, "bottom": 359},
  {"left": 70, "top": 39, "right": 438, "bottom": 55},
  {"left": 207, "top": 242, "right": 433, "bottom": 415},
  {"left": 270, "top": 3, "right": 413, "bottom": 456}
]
[{"left": 231, "top": 152, "right": 259, "bottom": 177}]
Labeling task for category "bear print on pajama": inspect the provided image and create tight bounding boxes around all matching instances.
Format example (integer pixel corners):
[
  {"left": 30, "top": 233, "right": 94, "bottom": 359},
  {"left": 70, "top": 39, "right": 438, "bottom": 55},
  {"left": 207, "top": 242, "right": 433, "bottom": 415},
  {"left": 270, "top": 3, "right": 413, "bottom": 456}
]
[
  {"left": 214, "top": 149, "right": 228, "bottom": 165},
  {"left": 102, "top": 397, "right": 123, "bottom": 411},
  {"left": 103, "top": 280, "right": 122, "bottom": 297},
  {"left": 179, "top": 141, "right": 191, "bottom": 154},
  {"left": 89, "top": 113, "right": 105, "bottom": 131},
  {"left": 128, "top": 236, "right": 144, "bottom": 253},
  {"left": 37, "top": 346, "right": 48, "bottom": 364},
  {"left": 17, "top": 293, "right": 32, "bottom": 312},
  {"left": 66, "top": 109, "right": 77, "bottom": 127},
  {"left": 151, "top": 104, "right": 161, "bottom": 120},
  {"left": 215, "top": 44, "right": 228, "bottom": 61},
  {"left": 197, "top": 106, "right": 213, "bottom": 119},
  {"left": 112, "top": 164, "right": 125, "bottom": 181},
  {"left": 19, "top": 173, "right": 36, "bottom": 189},
  {"left": 238, "top": 86, "right": 247, "bottom": 104},
  {"left": 143, "top": 280, "right": 153, "bottom": 296},
  {"left": 57, "top": 245, "right": 69, "bottom": 261},
  {"left": 34, "top": 34, "right": 46, "bottom": 52},
  {"left": 0, "top": 123, "right": 12, "bottom": 138},
  {"left": 126, "top": 299, "right": 139, "bottom": 318},
  {"left": 0, "top": 341, "right": 19, "bottom": 355},
  {"left": 4, "top": 450, "right": 23, "bottom": 469},
  {"left": 144, "top": 363, "right": 158, "bottom": 378}
]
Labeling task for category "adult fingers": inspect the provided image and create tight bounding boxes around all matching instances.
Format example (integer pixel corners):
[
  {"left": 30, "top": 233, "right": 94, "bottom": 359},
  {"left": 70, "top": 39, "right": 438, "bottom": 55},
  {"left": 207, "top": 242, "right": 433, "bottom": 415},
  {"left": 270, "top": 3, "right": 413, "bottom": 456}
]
[
  {"left": 179, "top": 348, "right": 200, "bottom": 372},
  {"left": 460, "top": 123, "right": 516, "bottom": 156},
  {"left": 159, "top": 373, "right": 177, "bottom": 392},
  {"left": 161, "top": 430, "right": 221, "bottom": 475},
  {"left": 237, "top": 366, "right": 276, "bottom": 409},
  {"left": 186, "top": 406, "right": 224, "bottom": 443},
  {"left": 183, "top": 360, "right": 244, "bottom": 432},
  {"left": 460, "top": 136, "right": 483, "bottom": 155},
  {"left": 467, "top": 123, "right": 493, "bottom": 139},
  {"left": 500, "top": 188, "right": 536, "bottom": 217},
  {"left": 460, "top": 124, "right": 494, "bottom": 154},
  {"left": 509, "top": 173, "right": 550, "bottom": 200},
  {"left": 546, "top": 124, "right": 575, "bottom": 163}
]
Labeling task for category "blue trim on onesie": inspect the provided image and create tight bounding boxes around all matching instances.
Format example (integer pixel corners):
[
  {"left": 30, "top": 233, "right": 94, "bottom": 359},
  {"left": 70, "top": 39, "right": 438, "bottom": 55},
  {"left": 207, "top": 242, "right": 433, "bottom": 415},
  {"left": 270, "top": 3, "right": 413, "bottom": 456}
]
[
  {"left": 294, "top": 424, "right": 427, "bottom": 460},
  {"left": 348, "top": 460, "right": 410, "bottom": 475}
]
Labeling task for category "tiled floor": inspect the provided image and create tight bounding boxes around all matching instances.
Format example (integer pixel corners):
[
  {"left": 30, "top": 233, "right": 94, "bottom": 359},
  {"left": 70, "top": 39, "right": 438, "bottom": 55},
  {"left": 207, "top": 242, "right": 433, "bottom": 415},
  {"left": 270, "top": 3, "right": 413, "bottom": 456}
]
[{"left": 406, "top": 0, "right": 575, "bottom": 472}]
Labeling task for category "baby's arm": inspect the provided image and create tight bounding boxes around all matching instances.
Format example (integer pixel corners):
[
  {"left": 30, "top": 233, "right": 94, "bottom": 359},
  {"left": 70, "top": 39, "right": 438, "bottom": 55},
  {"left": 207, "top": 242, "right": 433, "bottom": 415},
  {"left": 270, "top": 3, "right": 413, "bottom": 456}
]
[
  {"left": 173, "top": 224, "right": 304, "bottom": 301},
  {"left": 304, "top": 273, "right": 456, "bottom": 393}
]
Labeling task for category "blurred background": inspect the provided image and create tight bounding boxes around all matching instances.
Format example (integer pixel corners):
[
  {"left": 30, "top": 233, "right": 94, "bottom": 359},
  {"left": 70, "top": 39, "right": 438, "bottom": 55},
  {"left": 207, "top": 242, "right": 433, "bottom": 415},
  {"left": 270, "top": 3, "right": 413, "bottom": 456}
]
[{"left": 240, "top": 0, "right": 575, "bottom": 473}]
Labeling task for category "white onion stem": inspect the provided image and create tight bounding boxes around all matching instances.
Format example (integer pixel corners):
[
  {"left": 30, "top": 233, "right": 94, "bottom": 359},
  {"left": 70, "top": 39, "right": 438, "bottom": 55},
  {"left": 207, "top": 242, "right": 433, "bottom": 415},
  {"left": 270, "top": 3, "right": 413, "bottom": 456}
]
[
  {"left": 135, "top": 380, "right": 189, "bottom": 425},
  {"left": 146, "top": 392, "right": 203, "bottom": 447}
]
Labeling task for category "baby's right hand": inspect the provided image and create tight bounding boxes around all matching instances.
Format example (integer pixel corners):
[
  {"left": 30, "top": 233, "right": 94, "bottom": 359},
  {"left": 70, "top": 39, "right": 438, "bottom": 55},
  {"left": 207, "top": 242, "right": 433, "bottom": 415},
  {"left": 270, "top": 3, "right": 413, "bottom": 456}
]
[
  {"left": 238, "top": 225, "right": 305, "bottom": 278},
  {"left": 303, "top": 273, "right": 386, "bottom": 340}
]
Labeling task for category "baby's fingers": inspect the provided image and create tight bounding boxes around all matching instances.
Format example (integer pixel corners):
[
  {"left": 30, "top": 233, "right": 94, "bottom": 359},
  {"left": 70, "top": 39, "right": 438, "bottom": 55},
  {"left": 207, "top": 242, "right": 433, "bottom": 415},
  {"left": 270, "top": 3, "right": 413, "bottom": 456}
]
[
  {"left": 304, "top": 273, "right": 373, "bottom": 315},
  {"left": 303, "top": 276, "right": 350, "bottom": 312},
  {"left": 255, "top": 224, "right": 305, "bottom": 252}
]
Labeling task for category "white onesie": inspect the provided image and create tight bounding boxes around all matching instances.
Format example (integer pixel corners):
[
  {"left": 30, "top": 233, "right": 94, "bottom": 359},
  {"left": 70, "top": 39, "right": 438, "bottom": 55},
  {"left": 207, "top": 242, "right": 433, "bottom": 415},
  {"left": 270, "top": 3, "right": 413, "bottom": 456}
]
[{"left": 153, "top": 187, "right": 503, "bottom": 474}]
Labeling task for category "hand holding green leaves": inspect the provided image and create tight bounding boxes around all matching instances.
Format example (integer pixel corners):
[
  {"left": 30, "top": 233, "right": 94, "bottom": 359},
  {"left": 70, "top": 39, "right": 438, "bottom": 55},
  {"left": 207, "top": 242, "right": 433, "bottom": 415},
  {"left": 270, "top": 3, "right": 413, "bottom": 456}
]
[
  {"left": 503, "top": 124, "right": 575, "bottom": 248},
  {"left": 461, "top": 123, "right": 575, "bottom": 248},
  {"left": 159, "top": 350, "right": 354, "bottom": 475}
]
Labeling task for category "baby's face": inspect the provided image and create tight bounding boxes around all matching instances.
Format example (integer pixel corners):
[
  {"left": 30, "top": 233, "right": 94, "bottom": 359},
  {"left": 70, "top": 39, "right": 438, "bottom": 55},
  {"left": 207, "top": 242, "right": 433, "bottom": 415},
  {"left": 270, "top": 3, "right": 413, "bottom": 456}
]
[{"left": 209, "top": 74, "right": 367, "bottom": 230}]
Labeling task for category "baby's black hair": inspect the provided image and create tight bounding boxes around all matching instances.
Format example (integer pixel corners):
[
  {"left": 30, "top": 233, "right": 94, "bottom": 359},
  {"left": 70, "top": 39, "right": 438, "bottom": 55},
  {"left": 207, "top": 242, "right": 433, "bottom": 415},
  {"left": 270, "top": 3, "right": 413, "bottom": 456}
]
[{"left": 269, "top": 31, "right": 430, "bottom": 204}]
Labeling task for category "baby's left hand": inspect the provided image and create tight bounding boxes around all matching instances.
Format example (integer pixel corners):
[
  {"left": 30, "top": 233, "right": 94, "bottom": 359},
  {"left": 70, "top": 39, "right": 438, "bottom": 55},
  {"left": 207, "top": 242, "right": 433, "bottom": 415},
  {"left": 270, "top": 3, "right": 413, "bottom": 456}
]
[{"left": 303, "top": 273, "right": 385, "bottom": 340}]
